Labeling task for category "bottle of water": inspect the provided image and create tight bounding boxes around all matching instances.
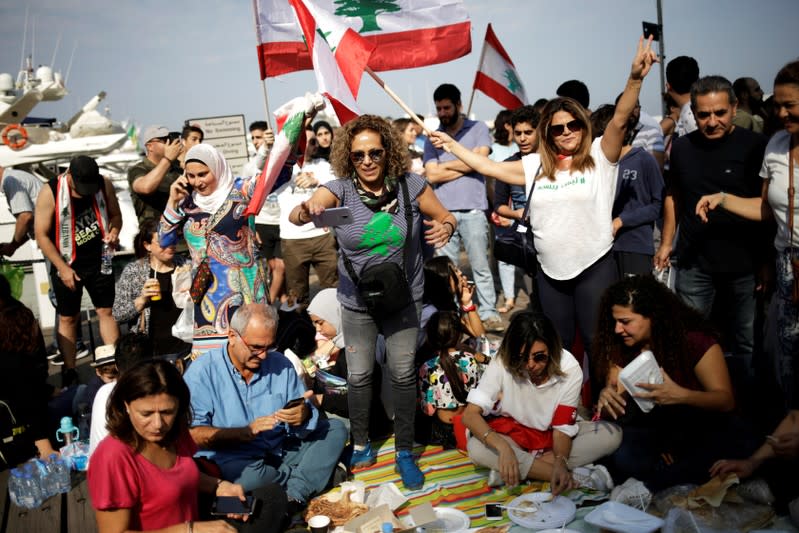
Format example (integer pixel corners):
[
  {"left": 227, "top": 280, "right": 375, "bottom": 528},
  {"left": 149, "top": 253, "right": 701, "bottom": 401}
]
[
  {"left": 49, "top": 453, "right": 71, "bottom": 494},
  {"left": 20, "top": 470, "right": 43, "bottom": 508},
  {"left": 265, "top": 193, "right": 280, "bottom": 218},
  {"left": 100, "top": 241, "right": 114, "bottom": 275},
  {"left": 8, "top": 468, "right": 23, "bottom": 507},
  {"left": 31, "top": 459, "right": 55, "bottom": 499}
]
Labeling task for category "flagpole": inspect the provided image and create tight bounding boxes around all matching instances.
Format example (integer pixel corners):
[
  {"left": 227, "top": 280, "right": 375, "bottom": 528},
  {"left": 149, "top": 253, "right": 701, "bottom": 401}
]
[
  {"left": 466, "top": 24, "right": 490, "bottom": 117},
  {"left": 251, "top": 0, "right": 273, "bottom": 130},
  {"left": 365, "top": 67, "right": 431, "bottom": 135}
]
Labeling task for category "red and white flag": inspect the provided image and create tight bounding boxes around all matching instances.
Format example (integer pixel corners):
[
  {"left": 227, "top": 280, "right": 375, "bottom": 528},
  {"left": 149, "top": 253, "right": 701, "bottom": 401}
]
[
  {"left": 254, "top": 0, "right": 471, "bottom": 79},
  {"left": 288, "top": 0, "right": 373, "bottom": 124},
  {"left": 473, "top": 24, "right": 528, "bottom": 110}
]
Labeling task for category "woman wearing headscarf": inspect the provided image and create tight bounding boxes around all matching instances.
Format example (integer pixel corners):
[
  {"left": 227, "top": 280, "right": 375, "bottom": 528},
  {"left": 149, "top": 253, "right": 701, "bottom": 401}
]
[{"left": 161, "top": 143, "right": 286, "bottom": 355}]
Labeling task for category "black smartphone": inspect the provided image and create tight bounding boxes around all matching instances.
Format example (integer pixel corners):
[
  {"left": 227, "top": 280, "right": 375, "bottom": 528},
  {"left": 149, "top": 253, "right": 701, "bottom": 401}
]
[
  {"left": 485, "top": 503, "right": 502, "bottom": 520},
  {"left": 642, "top": 21, "right": 660, "bottom": 41},
  {"left": 184, "top": 182, "right": 194, "bottom": 193},
  {"left": 167, "top": 131, "right": 182, "bottom": 143},
  {"left": 283, "top": 397, "right": 304, "bottom": 409},
  {"left": 211, "top": 495, "right": 255, "bottom": 516}
]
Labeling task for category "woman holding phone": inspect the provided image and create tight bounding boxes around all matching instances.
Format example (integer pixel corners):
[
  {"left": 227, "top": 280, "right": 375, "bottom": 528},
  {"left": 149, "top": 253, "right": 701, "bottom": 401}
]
[
  {"left": 290, "top": 115, "right": 455, "bottom": 490},
  {"left": 88, "top": 359, "right": 287, "bottom": 532}
]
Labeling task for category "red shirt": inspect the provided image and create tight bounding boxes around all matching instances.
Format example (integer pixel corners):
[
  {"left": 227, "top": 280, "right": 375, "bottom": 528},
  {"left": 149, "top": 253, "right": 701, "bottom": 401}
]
[{"left": 88, "top": 430, "right": 199, "bottom": 530}]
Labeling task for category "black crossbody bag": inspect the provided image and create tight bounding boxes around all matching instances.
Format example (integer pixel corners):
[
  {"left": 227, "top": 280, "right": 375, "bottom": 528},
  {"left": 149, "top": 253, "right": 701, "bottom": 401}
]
[{"left": 493, "top": 164, "right": 540, "bottom": 274}]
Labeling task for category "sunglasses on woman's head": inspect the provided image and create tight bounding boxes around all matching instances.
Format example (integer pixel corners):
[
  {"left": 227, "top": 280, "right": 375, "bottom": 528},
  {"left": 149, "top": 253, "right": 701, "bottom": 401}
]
[
  {"left": 350, "top": 149, "right": 385, "bottom": 165},
  {"left": 549, "top": 119, "right": 583, "bottom": 137}
]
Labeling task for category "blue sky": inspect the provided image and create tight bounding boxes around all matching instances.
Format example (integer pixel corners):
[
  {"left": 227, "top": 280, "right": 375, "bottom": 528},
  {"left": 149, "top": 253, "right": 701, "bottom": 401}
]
[{"left": 1, "top": 0, "right": 796, "bottom": 133}]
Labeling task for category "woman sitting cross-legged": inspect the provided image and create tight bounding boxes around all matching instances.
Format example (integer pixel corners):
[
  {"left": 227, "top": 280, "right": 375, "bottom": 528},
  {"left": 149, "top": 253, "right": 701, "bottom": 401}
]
[
  {"left": 418, "top": 311, "right": 484, "bottom": 449},
  {"left": 594, "top": 275, "right": 759, "bottom": 490},
  {"left": 462, "top": 312, "right": 621, "bottom": 495},
  {"left": 88, "top": 359, "right": 287, "bottom": 533}
]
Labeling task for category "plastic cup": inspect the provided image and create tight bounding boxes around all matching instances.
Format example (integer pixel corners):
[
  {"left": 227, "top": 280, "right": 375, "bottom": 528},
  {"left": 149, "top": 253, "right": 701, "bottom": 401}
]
[
  {"left": 146, "top": 278, "right": 162, "bottom": 301},
  {"left": 308, "top": 514, "right": 331, "bottom": 533}
]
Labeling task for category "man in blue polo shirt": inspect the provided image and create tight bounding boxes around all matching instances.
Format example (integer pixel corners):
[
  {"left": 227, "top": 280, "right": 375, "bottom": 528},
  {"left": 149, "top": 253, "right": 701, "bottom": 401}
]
[
  {"left": 423, "top": 83, "right": 503, "bottom": 332},
  {"left": 183, "top": 303, "right": 347, "bottom": 506}
]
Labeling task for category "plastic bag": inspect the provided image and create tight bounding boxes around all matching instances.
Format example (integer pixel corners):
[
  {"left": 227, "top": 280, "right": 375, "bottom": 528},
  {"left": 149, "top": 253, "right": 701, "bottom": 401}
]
[
  {"left": 0, "top": 261, "right": 24, "bottom": 300},
  {"left": 171, "top": 305, "right": 194, "bottom": 343}
]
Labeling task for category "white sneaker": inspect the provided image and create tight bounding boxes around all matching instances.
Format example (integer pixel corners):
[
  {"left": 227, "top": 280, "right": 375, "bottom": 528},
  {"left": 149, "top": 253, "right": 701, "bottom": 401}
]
[
  {"left": 75, "top": 341, "right": 90, "bottom": 359},
  {"left": 572, "top": 464, "right": 615, "bottom": 492},
  {"left": 487, "top": 469, "right": 503, "bottom": 487},
  {"left": 610, "top": 477, "right": 651, "bottom": 510}
]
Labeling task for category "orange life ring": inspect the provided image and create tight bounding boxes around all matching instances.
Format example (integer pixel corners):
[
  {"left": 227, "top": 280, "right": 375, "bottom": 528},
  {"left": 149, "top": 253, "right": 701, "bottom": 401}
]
[{"left": 1, "top": 124, "right": 28, "bottom": 151}]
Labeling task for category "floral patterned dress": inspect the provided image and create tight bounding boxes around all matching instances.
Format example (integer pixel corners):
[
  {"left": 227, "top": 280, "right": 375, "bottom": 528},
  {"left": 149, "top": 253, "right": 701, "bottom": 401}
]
[{"left": 418, "top": 350, "right": 483, "bottom": 416}]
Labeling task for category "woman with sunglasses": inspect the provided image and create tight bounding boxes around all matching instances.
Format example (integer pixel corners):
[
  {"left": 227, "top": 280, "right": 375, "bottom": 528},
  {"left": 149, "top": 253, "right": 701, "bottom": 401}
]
[
  {"left": 593, "top": 275, "right": 755, "bottom": 490},
  {"left": 430, "top": 38, "right": 657, "bottom": 377},
  {"left": 462, "top": 312, "right": 620, "bottom": 494},
  {"left": 290, "top": 114, "right": 455, "bottom": 490}
]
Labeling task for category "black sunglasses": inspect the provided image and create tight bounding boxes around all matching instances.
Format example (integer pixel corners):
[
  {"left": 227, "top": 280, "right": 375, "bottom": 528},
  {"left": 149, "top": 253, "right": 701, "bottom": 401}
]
[
  {"left": 350, "top": 149, "right": 385, "bottom": 165},
  {"left": 549, "top": 119, "right": 583, "bottom": 137},
  {"left": 525, "top": 351, "right": 550, "bottom": 364}
]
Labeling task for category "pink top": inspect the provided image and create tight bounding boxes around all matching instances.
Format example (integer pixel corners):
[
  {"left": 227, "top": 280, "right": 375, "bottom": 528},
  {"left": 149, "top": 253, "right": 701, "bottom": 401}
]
[{"left": 88, "top": 430, "right": 200, "bottom": 530}]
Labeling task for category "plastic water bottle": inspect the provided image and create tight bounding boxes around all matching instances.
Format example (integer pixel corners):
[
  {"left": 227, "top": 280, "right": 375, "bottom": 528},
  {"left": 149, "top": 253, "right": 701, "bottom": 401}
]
[
  {"left": 49, "top": 454, "right": 71, "bottom": 494},
  {"left": 100, "top": 241, "right": 114, "bottom": 275},
  {"left": 20, "top": 470, "right": 43, "bottom": 508},
  {"left": 30, "top": 459, "right": 55, "bottom": 499},
  {"left": 8, "top": 468, "right": 23, "bottom": 507}
]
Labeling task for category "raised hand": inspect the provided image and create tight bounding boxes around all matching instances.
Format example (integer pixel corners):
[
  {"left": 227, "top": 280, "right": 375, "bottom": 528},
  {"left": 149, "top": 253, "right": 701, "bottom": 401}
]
[{"left": 631, "top": 35, "right": 658, "bottom": 81}]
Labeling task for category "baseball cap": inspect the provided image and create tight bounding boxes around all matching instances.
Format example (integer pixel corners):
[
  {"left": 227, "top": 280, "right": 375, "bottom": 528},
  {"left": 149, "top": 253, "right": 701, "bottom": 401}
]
[
  {"left": 68, "top": 155, "right": 102, "bottom": 196},
  {"left": 142, "top": 125, "right": 170, "bottom": 145},
  {"left": 90, "top": 344, "right": 117, "bottom": 367}
]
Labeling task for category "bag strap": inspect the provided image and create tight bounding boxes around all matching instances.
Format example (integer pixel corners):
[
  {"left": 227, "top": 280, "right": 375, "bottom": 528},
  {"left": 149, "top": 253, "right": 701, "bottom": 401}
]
[
  {"left": 517, "top": 163, "right": 542, "bottom": 228},
  {"left": 789, "top": 140, "right": 796, "bottom": 257},
  {"left": 341, "top": 177, "right": 413, "bottom": 285}
]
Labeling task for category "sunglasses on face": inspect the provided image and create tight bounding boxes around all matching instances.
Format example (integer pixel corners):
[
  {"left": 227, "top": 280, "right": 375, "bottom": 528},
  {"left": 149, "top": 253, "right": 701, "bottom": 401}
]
[
  {"left": 694, "top": 109, "right": 729, "bottom": 120},
  {"left": 549, "top": 120, "right": 583, "bottom": 137},
  {"left": 349, "top": 149, "right": 385, "bottom": 165},
  {"left": 525, "top": 351, "right": 550, "bottom": 364}
]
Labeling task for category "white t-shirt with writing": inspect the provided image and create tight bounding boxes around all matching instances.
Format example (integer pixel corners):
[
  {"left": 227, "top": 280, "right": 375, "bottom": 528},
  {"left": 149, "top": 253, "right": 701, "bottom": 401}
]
[{"left": 522, "top": 138, "right": 618, "bottom": 280}]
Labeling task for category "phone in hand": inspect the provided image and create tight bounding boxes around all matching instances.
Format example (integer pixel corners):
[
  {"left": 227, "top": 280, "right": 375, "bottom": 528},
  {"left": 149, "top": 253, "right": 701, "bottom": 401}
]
[
  {"left": 211, "top": 495, "right": 255, "bottom": 516},
  {"left": 485, "top": 503, "right": 503, "bottom": 520},
  {"left": 311, "top": 206, "right": 353, "bottom": 227},
  {"left": 283, "top": 397, "right": 304, "bottom": 409}
]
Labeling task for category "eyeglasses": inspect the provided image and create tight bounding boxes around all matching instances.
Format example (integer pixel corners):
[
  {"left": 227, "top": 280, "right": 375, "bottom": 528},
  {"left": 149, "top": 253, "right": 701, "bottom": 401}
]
[
  {"left": 549, "top": 120, "right": 583, "bottom": 137},
  {"left": 525, "top": 351, "right": 550, "bottom": 364},
  {"left": 694, "top": 109, "right": 729, "bottom": 120},
  {"left": 349, "top": 149, "right": 385, "bottom": 165},
  {"left": 235, "top": 331, "right": 271, "bottom": 356}
]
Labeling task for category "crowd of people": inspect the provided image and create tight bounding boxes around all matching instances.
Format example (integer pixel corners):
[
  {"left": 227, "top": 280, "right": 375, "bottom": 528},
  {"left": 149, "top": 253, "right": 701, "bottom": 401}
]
[{"left": 1, "top": 35, "right": 799, "bottom": 530}]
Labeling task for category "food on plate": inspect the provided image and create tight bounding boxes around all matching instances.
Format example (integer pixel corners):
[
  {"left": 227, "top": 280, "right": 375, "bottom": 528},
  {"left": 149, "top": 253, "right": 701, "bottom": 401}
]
[
  {"left": 475, "top": 525, "right": 510, "bottom": 533},
  {"left": 304, "top": 489, "right": 369, "bottom": 526},
  {"left": 513, "top": 500, "right": 542, "bottom": 518}
]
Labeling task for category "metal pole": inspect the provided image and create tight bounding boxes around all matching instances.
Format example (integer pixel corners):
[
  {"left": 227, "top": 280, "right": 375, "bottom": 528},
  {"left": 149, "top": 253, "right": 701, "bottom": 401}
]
[
  {"left": 467, "top": 24, "right": 490, "bottom": 118},
  {"left": 251, "top": 0, "right": 273, "bottom": 130},
  {"left": 657, "top": 0, "right": 667, "bottom": 117}
]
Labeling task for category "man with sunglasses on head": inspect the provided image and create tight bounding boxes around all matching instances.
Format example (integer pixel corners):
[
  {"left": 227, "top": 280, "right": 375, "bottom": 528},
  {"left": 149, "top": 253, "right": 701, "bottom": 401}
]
[
  {"left": 656, "top": 75, "right": 767, "bottom": 375},
  {"left": 128, "top": 124, "right": 184, "bottom": 226},
  {"left": 423, "top": 83, "right": 503, "bottom": 333},
  {"left": 183, "top": 303, "right": 348, "bottom": 512}
]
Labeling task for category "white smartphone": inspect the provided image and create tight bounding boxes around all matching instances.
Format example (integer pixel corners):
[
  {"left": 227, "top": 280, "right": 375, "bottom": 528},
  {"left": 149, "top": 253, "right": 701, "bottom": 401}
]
[{"left": 311, "top": 206, "right": 353, "bottom": 227}]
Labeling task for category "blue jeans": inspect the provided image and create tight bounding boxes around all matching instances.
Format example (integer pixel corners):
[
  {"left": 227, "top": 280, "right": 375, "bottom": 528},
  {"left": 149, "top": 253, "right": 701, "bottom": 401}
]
[
  {"left": 342, "top": 302, "right": 420, "bottom": 450},
  {"left": 438, "top": 210, "right": 499, "bottom": 321},
  {"left": 676, "top": 266, "right": 755, "bottom": 365},
  {"left": 498, "top": 260, "right": 516, "bottom": 302},
  {"left": 220, "top": 418, "right": 348, "bottom": 503}
]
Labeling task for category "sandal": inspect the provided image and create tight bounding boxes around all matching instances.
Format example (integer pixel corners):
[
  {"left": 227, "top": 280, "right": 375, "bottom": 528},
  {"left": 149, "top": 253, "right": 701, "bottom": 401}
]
[{"left": 497, "top": 299, "right": 515, "bottom": 313}]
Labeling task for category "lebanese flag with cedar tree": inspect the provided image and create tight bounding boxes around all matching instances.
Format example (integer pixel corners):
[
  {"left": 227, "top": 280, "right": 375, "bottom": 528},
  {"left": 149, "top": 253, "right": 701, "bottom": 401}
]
[
  {"left": 288, "top": 0, "right": 373, "bottom": 124},
  {"left": 253, "top": 0, "right": 471, "bottom": 79},
  {"left": 473, "top": 24, "right": 528, "bottom": 110}
]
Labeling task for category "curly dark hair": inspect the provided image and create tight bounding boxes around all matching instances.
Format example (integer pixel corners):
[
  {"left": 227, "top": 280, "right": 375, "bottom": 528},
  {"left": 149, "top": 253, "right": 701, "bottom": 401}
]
[
  {"left": 497, "top": 311, "right": 564, "bottom": 381},
  {"left": 592, "top": 275, "right": 717, "bottom": 385},
  {"left": 106, "top": 359, "right": 191, "bottom": 452},
  {"left": 329, "top": 114, "right": 409, "bottom": 180}
]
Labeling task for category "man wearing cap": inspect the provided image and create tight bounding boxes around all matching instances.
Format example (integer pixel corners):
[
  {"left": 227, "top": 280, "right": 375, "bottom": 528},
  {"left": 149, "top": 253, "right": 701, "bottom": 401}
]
[
  {"left": 35, "top": 155, "right": 122, "bottom": 387},
  {"left": 128, "top": 125, "right": 183, "bottom": 226}
]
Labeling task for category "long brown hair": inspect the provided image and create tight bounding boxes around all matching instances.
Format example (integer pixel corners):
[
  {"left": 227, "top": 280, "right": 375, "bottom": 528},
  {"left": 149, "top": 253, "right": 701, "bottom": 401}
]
[
  {"left": 425, "top": 311, "right": 468, "bottom": 403},
  {"left": 329, "top": 114, "right": 409, "bottom": 180},
  {"left": 536, "top": 97, "right": 594, "bottom": 180}
]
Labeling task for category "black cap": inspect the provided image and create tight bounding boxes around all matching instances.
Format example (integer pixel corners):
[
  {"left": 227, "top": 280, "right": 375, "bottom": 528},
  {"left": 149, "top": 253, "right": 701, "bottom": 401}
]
[{"left": 68, "top": 155, "right": 102, "bottom": 196}]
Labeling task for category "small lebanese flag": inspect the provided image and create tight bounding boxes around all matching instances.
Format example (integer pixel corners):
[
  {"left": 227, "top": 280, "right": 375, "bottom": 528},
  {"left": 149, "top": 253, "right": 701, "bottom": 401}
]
[
  {"left": 243, "top": 94, "right": 321, "bottom": 217},
  {"left": 473, "top": 24, "right": 528, "bottom": 110},
  {"left": 254, "top": 0, "right": 470, "bottom": 79},
  {"left": 288, "top": 0, "right": 373, "bottom": 124}
]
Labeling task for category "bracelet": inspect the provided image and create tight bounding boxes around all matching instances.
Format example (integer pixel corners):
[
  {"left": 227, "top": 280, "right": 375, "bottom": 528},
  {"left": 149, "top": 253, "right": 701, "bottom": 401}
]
[
  {"left": 442, "top": 220, "right": 455, "bottom": 240},
  {"left": 481, "top": 429, "right": 494, "bottom": 443},
  {"left": 461, "top": 303, "right": 476, "bottom": 313},
  {"left": 554, "top": 455, "right": 570, "bottom": 469},
  {"left": 164, "top": 156, "right": 174, "bottom": 164},
  {"left": 186, "top": 521, "right": 193, "bottom": 533}
]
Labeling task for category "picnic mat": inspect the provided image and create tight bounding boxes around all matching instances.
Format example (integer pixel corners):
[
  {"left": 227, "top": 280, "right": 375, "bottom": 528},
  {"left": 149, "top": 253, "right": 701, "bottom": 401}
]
[{"left": 345, "top": 437, "right": 576, "bottom": 529}]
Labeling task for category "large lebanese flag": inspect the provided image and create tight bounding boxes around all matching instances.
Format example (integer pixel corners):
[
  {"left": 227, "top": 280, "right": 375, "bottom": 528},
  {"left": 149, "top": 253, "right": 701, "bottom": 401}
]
[
  {"left": 473, "top": 24, "right": 528, "bottom": 110},
  {"left": 288, "top": 0, "right": 373, "bottom": 124},
  {"left": 254, "top": 0, "right": 471, "bottom": 79}
]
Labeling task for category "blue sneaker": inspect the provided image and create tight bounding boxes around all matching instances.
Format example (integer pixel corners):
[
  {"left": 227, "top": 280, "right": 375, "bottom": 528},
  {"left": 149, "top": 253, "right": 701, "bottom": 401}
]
[
  {"left": 350, "top": 442, "right": 376, "bottom": 470},
  {"left": 395, "top": 449, "right": 424, "bottom": 490}
]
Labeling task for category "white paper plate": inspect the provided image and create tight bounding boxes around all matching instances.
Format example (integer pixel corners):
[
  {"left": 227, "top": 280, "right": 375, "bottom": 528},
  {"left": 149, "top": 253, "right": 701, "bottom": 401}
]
[
  {"left": 537, "top": 529, "right": 580, "bottom": 533},
  {"left": 409, "top": 507, "right": 471, "bottom": 532},
  {"left": 584, "top": 501, "right": 663, "bottom": 533},
  {"left": 506, "top": 493, "right": 576, "bottom": 531}
]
